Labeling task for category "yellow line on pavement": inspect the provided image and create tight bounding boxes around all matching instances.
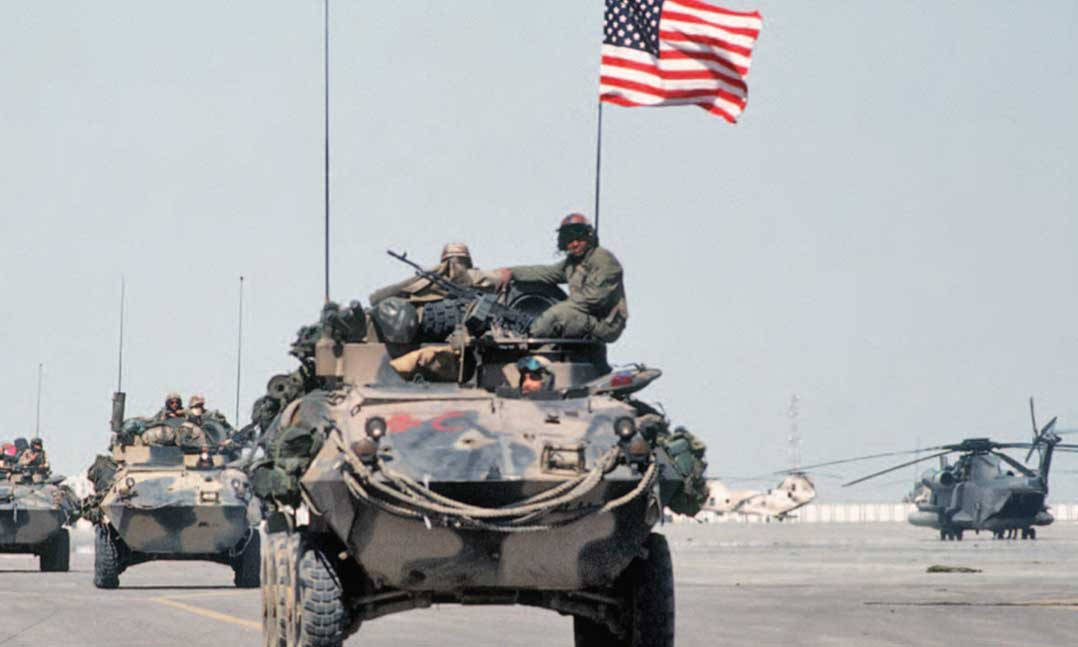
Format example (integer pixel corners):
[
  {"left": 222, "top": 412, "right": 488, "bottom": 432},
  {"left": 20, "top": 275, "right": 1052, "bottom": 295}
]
[
  {"left": 156, "top": 590, "right": 252, "bottom": 601},
  {"left": 151, "top": 596, "right": 261, "bottom": 630},
  {"left": 1020, "top": 598, "right": 1078, "bottom": 610}
]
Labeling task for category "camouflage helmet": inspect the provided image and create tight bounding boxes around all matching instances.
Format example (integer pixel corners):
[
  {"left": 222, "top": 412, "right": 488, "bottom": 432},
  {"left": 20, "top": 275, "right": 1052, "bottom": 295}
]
[
  {"left": 189, "top": 394, "right": 206, "bottom": 409},
  {"left": 30, "top": 438, "right": 42, "bottom": 448},
  {"left": 166, "top": 392, "right": 182, "bottom": 403},
  {"left": 557, "top": 213, "right": 595, "bottom": 251},
  {"left": 371, "top": 297, "right": 419, "bottom": 344},
  {"left": 440, "top": 242, "right": 472, "bottom": 262}
]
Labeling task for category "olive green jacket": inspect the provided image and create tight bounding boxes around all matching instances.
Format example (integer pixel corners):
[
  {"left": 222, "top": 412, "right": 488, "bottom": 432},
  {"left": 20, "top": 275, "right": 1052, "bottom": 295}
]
[{"left": 510, "top": 246, "right": 629, "bottom": 322}]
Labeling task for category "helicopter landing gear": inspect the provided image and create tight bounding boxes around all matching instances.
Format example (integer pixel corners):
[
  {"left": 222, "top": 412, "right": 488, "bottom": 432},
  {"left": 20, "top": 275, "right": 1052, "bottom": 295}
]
[
  {"left": 940, "top": 529, "right": 964, "bottom": 541},
  {"left": 1020, "top": 527, "right": 1036, "bottom": 540}
]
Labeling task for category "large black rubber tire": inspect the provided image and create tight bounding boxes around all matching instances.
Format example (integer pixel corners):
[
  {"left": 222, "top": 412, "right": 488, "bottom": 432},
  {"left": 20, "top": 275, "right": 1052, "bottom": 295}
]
[
  {"left": 262, "top": 533, "right": 283, "bottom": 647},
  {"left": 626, "top": 533, "right": 675, "bottom": 647},
  {"left": 506, "top": 281, "right": 567, "bottom": 317},
  {"left": 574, "top": 533, "right": 675, "bottom": 647},
  {"left": 94, "top": 526, "right": 122, "bottom": 589},
  {"left": 39, "top": 529, "right": 70, "bottom": 572},
  {"left": 296, "top": 546, "right": 347, "bottom": 647},
  {"left": 233, "top": 529, "right": 262, "bottom": 588},
  {"left": 417, "top": 298, "right": 467, "bottom": 341}
]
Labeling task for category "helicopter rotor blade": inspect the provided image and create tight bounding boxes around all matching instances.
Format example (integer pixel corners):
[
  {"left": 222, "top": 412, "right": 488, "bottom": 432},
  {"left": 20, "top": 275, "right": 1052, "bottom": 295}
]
[
  {"left": 1026, "top": 416, "right": 1059, "bottom": 462},
  {"left": 1030, "top": 397, "right": 1038, "bottom": 439},
  {"left": 843, "top": 450, "right": 954, "bottom": 487},
  {"left": 991, "top": 451, "right": 1036, "bottom": 477},
  {"left": 786, "top": 448, "right": 948, "bottom": 474}
]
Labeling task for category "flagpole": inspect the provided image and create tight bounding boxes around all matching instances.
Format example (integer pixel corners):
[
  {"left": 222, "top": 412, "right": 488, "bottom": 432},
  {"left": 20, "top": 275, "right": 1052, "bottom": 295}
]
[
  {"left": 234, "top": 275, "right": 244, "bottom": 424},
  {"left": 593, "top": 101, "right": 604, "bottom": 236},
  {"left": 323, "top": 0, "right": 331, "bottom": 304}
]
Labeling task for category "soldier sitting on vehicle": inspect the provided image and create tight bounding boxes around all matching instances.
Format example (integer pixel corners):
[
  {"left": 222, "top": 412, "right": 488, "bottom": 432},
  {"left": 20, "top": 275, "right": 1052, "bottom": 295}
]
[
  {"left": 154, "top": 393, "right": 186, "bottom": 421},
  {"left": 16, "top": 438, "right": 49, "bottom": 473},
  {"left": 185, "top": 394, "right": 229, "bottom": 427},
  {"left": 369, "top": 243, "right": 498, "bottom": 306},
  {"left": 494, "top": 214, "right": 628, "bottom": 342}
]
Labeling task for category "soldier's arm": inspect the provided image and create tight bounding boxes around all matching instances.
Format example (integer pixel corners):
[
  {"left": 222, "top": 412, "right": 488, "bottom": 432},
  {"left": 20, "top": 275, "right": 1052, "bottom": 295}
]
[
  {"left": 569, "top": 254, "right": 623, "bottom": 313},
  {"left": 466, "top": 268, "right": 501, "bottom": 291},
  {"left": 509, "top": 261, "right": 567, "bottom": 285}
]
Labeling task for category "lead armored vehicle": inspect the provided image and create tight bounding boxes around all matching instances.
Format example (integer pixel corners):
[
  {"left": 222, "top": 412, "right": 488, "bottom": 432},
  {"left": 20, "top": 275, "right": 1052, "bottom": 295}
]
[
  {"left": 0, "top": 465, "right": 79, "bottom": 571},
  {"left": 248, "top": 287, "right": 708, "bottom": 647},
  {"left": 84, "top": 401, "right": 262, "bottom": 588}
]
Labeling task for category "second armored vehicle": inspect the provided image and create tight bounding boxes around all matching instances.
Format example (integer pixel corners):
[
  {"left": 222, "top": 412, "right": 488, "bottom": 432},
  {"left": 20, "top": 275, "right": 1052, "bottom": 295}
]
[
  {"left": 0, "top": 465, "right": 79, "bottom": 572},
  {"left": 85, "top": 406, "right": 262, "bottom": 588}
]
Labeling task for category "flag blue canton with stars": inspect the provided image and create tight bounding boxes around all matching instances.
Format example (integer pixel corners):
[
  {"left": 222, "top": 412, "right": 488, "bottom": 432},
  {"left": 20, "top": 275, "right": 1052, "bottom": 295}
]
[{"left": 603, "top": 0, "right": 663, "bottom": 56}]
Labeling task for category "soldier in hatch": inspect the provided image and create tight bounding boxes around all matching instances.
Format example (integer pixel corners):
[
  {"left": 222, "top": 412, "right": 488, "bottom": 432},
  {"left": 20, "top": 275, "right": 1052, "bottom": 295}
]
[
  {"left": 494, "top": 214, "right": 628, "bottom": 342},
  {"left": 155, "top": 393, "right": 185, "bottom": 421},
  {"left": 517, "top": 356, "right": 554, "bottom": 396},
  {"left": 185, "top": 394, "right": 228, "bottom": 426},
  {"left": 16, "top": 438, "right": 48, "bottom": 471},
  {"left": 369, "top": 242, "right": 497, "bottom": 306}
]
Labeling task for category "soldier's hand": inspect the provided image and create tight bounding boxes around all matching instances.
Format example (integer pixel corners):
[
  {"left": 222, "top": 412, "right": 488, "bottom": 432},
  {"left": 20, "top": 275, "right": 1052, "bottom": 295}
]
[{"left": 494, "top": 268, "right": 512, "bottom": 288}]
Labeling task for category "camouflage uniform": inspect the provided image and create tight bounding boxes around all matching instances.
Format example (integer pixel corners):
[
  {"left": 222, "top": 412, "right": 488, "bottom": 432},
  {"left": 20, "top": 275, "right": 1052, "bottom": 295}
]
[
  {"left": 509, "top": 246, "right": 628, "bottom": 342},
  {"left": 370, "top": 243, "right": 498, "bottom": 306},
  {"left": 389, "top": 345, "right": 459, "bottom": 382},
  {"left": 17, "top": 447, "right": 47, "bottom": 469},
  {"left": 154, "top": 393, "right": 185, "bottom": 422}
]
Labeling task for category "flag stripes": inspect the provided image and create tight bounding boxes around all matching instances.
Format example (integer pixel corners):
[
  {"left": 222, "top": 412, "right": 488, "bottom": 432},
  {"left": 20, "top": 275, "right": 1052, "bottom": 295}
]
[{"left": 600, "top": 0, "right": 763, "bottom": 122}]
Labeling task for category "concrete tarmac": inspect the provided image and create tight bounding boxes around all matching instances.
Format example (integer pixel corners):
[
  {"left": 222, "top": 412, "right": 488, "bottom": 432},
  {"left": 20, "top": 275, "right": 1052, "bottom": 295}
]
[{"left": 2, "top": 522, "right": 1077, "bottom": 646}]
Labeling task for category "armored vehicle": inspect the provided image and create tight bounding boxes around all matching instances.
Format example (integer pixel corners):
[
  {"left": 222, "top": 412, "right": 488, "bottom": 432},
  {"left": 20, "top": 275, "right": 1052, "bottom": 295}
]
[
  {"left": 248, "top": 290, "right": 708, "bottom": 647},
  {"left": 0, "top": 466, "right": 79, "bottom": 571},
  {"left": 85, "top": 407, "right": 262, "bottom": 589}
]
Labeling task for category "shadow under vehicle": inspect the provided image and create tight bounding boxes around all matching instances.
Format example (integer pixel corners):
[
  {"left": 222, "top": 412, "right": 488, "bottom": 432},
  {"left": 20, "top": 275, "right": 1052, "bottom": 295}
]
[
  {"left": 0, "top": 466, "right": 80, "bottom": 571},
  {"left": 247, "top": 286, "right": 709, "bottom": 647},
  {"left": 85, "top": 408, "right": 262, "bottom": 589}
]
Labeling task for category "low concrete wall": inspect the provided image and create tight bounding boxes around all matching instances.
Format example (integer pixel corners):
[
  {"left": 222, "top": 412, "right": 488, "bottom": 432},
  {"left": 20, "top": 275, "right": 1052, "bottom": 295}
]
[{"left": 684, "top": 502, "right": 1078, "bottom": 524}]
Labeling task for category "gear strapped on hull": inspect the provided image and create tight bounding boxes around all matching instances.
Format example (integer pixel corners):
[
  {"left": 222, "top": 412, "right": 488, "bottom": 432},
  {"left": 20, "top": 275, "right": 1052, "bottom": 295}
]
[{"left": 330, "top": 433, "right": 658, "bottom": 533}]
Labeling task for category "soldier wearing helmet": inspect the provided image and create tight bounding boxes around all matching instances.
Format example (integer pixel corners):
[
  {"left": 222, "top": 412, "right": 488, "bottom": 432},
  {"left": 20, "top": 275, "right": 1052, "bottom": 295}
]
[
  {"left": 186, "top": 394, "right": 207, "bottom": 421},
  {"left": 516, "top": 356, "right": 554, "bottom": 396},
  {"left": 16, "top": 438, "right": 48, "bottom": 471},
  {"left": 369, "top": 242, "right": 498, "bottom": 306},
  {"left": 154, "top": 393, "right": 185, "bottom": 422},
  {"left": 495, "top": 214, "right": 628, "bottom": 342}
]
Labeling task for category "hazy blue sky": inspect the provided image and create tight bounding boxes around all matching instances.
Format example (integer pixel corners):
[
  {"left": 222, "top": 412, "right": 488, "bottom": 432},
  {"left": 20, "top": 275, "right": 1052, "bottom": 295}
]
[{"left": 2, "top": 1, "right": 1076, "bottom": 500}]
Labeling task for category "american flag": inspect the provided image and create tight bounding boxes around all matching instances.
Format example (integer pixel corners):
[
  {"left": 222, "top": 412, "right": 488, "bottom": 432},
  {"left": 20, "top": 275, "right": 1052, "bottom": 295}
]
[{"left": 599, "top": 0, "right": 763, "bottom": 122}]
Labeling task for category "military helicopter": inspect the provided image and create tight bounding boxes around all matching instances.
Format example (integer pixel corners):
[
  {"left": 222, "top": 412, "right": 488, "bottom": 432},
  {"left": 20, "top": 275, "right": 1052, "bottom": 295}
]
[
  {"left": 701, "top": 473, "right": 816, "bottom": 521},
  {"left": 798, "top": 400, "right": 1078, "bottom": 541}
]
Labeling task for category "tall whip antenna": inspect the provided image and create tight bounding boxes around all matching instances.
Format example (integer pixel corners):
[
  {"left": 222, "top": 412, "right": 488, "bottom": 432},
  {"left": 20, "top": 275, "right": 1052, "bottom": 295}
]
[
  {"left": 234, "top": 276, "right": 245, "bottom": 424},
  {"left": 117, "top": 277, "right": 125, "bottom": 391},
  {"left": 34, "top": 363, "right": 43, "bottom": 439},
  {"left": 323, "top": 0, "right": 331, "bottom": 303},
  {"left": 110, "top": 278, "right": 128, "bottom": 435}
]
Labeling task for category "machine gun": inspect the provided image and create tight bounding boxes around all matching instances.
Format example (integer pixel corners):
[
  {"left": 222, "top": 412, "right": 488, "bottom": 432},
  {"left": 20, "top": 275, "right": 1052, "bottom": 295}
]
[{"left": 387, "top": 250, "right": 535, "bottom": 336}]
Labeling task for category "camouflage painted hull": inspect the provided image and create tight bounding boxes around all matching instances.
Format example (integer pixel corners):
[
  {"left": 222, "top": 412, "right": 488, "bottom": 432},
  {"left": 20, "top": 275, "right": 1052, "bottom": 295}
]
[
  {"left": 0, "top": 506, "right": 66, "bottom": 549},
  {"left": 304, "top": 459, "right": 658, "bottom": 591},
  {"left": 103, "top": 499, "right": 249, "bottom": 554}
]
